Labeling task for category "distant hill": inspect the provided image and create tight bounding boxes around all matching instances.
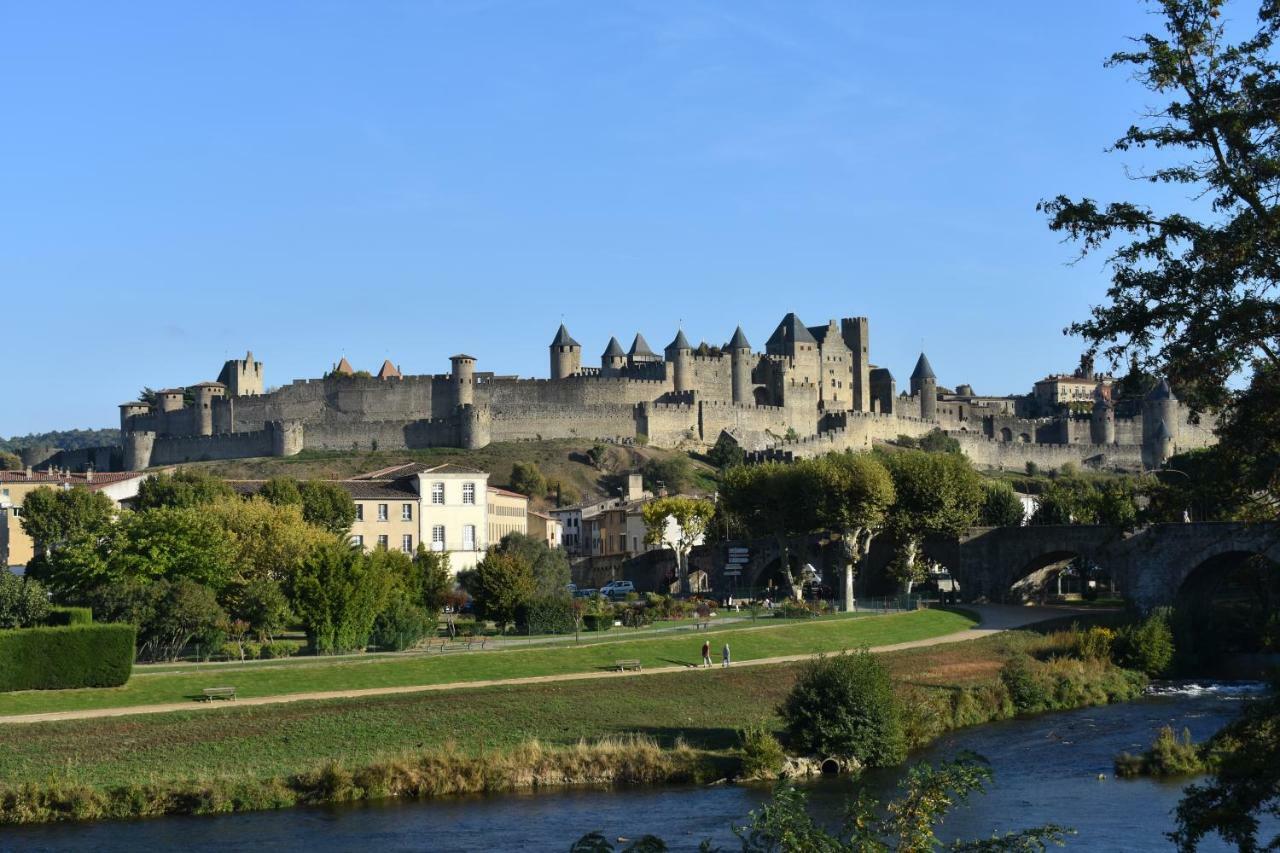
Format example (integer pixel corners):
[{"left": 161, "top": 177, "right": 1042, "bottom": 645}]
[{"left": 0, "top": 428, "right": 120, "bottom": 454}]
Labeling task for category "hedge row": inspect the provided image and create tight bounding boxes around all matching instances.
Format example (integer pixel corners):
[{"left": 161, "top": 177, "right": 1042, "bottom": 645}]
[
  {"left": 0, "top": 624, "right": 135, "bottom": 692},
  {"left": 44, "top": 607, "right": 93, "bottom": 626}
]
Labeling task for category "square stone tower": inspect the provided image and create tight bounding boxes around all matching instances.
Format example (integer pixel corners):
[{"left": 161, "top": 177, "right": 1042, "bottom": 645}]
[
  {"left": 840, "top": 317, "right": 871, "bottom": 412},
  {"left": 217, "top": 351, "right": 264, "bottom": 397}
]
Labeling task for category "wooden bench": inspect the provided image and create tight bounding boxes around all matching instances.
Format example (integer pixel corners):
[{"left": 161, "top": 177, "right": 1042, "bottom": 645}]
[
  {"left": 201, "top": 686, "right": 237, "bottom": 702},
  {"left": 693, "top": 620, "right": 711, "bottom": 630},
  {"left": 463, "top": 636, "right": 487, "bottom": 651},
  {"left": 614, "top": 659, "right": 642, "bottom": 672}
]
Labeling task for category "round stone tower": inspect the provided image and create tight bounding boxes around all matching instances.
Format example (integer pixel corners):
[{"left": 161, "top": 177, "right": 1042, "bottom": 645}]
[
  {"left": 191, "top": 382, "right": 226, "bottom": 436},
  {"left": 450, "top": 354, "right": 476, "bottom": 407},
  {"left": 123, "top": 431, "right": 156, "bottom": 471},
  {"left": 910, "top": 353, "right": 937, "bottom": 420},
  {"left": 601, "top": 337, "right": 627, "bottom": 376},
  {"left": 1142, "top": 378, "right": 1179, "bottom": 466},
  {"left": 665, "top": 329, "right": 693, "bottom": 393},
  {"left": 119, "top": 401, "right": 151, "bottom": 433},
  {"left": 549, "top": 324, "right": 581, "bottom": 380},
  {"left": 270, "top": 420, "right": 305, "bottom": 457},
  {"left": 158, "top": 389, "right": 185, "bottom": 413},
  {"left": 728, "top": 326, "right": 752, "bottom": 405},
  {"left": 458, "top": 405, "right": 491, "bottom": 449},
  {"left": 1089, "top": 386, "right": 1115, "bottom": 445}
]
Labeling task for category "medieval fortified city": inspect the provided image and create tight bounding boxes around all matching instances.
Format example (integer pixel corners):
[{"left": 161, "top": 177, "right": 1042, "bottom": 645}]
[{"left": 3, "top": 3, "right": 1280, "bottom": 852}]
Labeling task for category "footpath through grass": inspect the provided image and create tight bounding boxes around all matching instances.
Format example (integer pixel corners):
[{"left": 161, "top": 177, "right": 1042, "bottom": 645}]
[{"left": 0, "top": 609, "right": 974, "bottom": 717}]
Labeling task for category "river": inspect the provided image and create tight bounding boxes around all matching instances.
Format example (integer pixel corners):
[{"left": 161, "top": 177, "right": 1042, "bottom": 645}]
[{"left": 0, "top": 684, "right": 1267, "bottom": 852}]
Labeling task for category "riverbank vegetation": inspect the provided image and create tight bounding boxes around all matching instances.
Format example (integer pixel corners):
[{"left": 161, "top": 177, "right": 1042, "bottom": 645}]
[{"left": 0, "top": 617, "right": 1144, "bottom": 825}]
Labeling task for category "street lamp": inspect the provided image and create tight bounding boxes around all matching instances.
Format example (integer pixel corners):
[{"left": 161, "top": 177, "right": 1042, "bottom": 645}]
[{"left": 1158, "top": 466, "right": 1196, "bottom": 522}]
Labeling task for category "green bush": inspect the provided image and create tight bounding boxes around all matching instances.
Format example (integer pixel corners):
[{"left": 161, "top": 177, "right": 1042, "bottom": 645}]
[
  {"left": 1000, "top": 655, "right": 1051, "bottom": 714},
  {"left": 370, "top": 597, "right": 433, "bottom": 651},
  {"left": 261, "top": 640, "right": 303, "bottom": 659},
  {"left": 739, "top": 723, "right": 787, "bottom": 779},
  {"left": 779, "top": 651, "right": 906, "bottom": 767},
  {"left": 582, "top": 612, "right": 614, "bottom": 632},
  {"left": 0, "top": 624, "right": 135, "bottom": 691},
  {"left": 1076, "top": 626, "right": 1116, "bottom": 661},
  {"left": 0, "top": 573, "right": 50, "bottom": 629},
  {"left": 779, "top": 600, "right": 815, "bottom": 619},
  {"left": 43, "top": 606, "right": 93, "bottom": 626},
  {"left": 518, "top": 596, "right": 576, "bottom": 635},
  {"left": 1114, "top": 613, "right": 1175, "bottom": 676}
]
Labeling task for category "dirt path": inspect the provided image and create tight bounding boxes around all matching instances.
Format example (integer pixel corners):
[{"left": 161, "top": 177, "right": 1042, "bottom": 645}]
[{"left": 0, "top": 605, "right": 1079, "bottom": 726}]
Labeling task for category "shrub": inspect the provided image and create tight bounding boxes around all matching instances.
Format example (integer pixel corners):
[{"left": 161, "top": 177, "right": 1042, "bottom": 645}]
[
  {"left": 509, "top": 462, "right": 547, "bottom": 498},
  {"left": 519, "top": 596, "right": 576, "bottom": 635},
  {"left": 582, "top": 612, "right": 614, "bottom": 632},
  {"left": 779, "top": 600, "right": 814, "bottom": 620},
  {"left": 1076, "top": 626, "right": 1116, "bottom": 661},
  {"left": 1114, "top": 613, "right": 1175, "bottom": 676},
  {"left": 261, "top": 640, "right": 303, "bottom": 659},
  {"left": 371, "top": 597, "right": 434, "bottom": 651},
  {"left": 1115, "top": 726, "right": 1207, "bottom": 778},
  {"left": 0, "top": 624, "right": 135, "bottom": 691},
  {"left": 779, "top": 651, "right": 905, "bottom": 767},
  {"left": 739, "top": 724, "right": 787, "bottom": 780},
  {"left": 0, "top": 573, "right": 50, "bottom": 629},
  {"left": 1000, "top": 655, "right": 1051, "bottom": 714},
  {"left": 44, "top": 606, "right": 93, "bottom": 626}
]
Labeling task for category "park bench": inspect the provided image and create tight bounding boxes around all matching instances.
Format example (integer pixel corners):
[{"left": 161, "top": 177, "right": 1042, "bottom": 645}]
[
  {"left": 613, "top": 659, "right": 642, "bottom": 672},
  {"left": 463, "top": 636, "right": 487, "bottom": 651},
  {"left": 693, "top": 620, "right": 711, "bottom": 630},
  {"left": 201, "top": 686, "right": 237, "bottom": 702}
]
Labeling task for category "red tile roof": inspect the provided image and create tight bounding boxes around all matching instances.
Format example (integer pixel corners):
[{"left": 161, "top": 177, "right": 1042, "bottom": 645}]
[
  {"left": 0, "top": 471, "right": 145, "bottom": 491},
  {"left": 487, "top": 486, "right": 528, "bottom": 500}
]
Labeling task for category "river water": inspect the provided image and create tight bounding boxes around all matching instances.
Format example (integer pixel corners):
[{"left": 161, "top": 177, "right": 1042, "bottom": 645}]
[{"left": 0, "top": 684, "right": 1267, "bottom": 853}]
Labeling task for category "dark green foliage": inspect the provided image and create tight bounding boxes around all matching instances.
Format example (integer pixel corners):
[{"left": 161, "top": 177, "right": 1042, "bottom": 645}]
[
  {"left": 43, "top": 606, "right": 92, "bottom": 626},
  {"left": 0, "top": 624, "right": 134, "bottom": 691},
  {"left": 0, "top": 428, "right": 120, "bottom": 454},
  {"left": 738, "top": 724, "right": 786, "bottom": 779},
  {"left": 298, "top": 480, "right": 357, "bottom": 535},
  {"left": 495, "top": 532, "right": 570, "bottom": 598},
  {"left": 707, "top": 433, "right": 745, "bottom": 469},
  {"left": 779, "top": 650, "right": 905, "bottom": 767},
  {"left": 289, "top": 542, "right": 394, "bottom": 654},
  {"left": 1114, "top": 612, "right": 1175, "bottom": 676},
  {"left": 979, "top": 481, "right": 1026, "bottom": 527},
  {"left": 135, "top": 470, "right": 234, "bottom": 510},
  {"left": 18, "top": 486, "right": 115, "bottom": 572},
  {"left": 0, "top": 450, "right": 21, "bottom": 470},
  {"left": 509, "top": 461, "right": 547, "bottom": 497},
  {"left": 139, "top": 579, "right": 227, "bottom": 662},
  {"left": 1115, "top": 726, "right": 1208, "bottom": 779},
  {"left": 258, "top": 477, "right": 304, "bottom": 506},
  {"left": 896, "top": 428, "right": 962, "bottom": 454},
  {"left": 582, "top": 612, "right": 614, "bottom": 631},
  {"left": 223, "top": 577, "right": 293, "bottom": 642},
  {"left": 641, "top": 455, "right": 692, "bottom": 494},
  {"left": 1000, "top": 655, "right": 1050, "bottom": 714},
  {"left": 586, "top": 444, "right": 608, "bottom": 468},
  {"left": 462, "top": 551, "right": 536, "bottom": 628},
  {"left": 370, "top": 595, "right": 433, "bottom": 651},
  {"left": 518, "top": 596, "right": 576, "bottom": 634},
  {"left": 409, "top": 547, "right": 453, "bottom": 615},
  {"left": 0, "top": 572, "right": 51, "bottom": 628}
]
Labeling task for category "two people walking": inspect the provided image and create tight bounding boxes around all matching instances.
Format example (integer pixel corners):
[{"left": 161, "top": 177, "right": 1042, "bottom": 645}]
[{"left": 701, "top": 639, "right": 730, "bottom": 668}]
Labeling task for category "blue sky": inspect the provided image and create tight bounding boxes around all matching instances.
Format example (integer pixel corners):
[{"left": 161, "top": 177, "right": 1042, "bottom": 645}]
[{"left": 1, "top": 1, "right": 1195, "bottom": 435}]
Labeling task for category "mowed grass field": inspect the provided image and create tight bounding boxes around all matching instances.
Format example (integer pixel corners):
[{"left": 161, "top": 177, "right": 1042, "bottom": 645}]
[
  {"left": 0, "top": 609, "right": 975, "bottom": 717},
  {"left": 0, "top": 626, "right": 1020, "bottom": 790}
]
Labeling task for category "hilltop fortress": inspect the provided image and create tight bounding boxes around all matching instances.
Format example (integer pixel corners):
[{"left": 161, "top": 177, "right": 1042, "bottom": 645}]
[{"left": 63, "top": 312, "right": 1213, "bottom": 474}]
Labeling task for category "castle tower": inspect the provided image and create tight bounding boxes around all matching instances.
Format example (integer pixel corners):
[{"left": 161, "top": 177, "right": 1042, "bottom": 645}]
[
  {"left": 549, "top": 324, "right": 581, "bottom": 380},
  {"left": 458, "top": 404, "right": 491, "bottom": 450},
  {"left": 627, "top": 333, "right": 660, "bottom": 367},
  {"left": 217, "top": 350, "right": 264, "bottom": 396},
  {"left": 118, "top": 401, "right": 151, "bottom": 433},
  {"left": 1142, "top": 378, "right": 1179, "bottom": 458},
  {"left": 270, "top": 420, "right": 304, "bottom": 457},
  {"left": 910, "top": 353, "right": 937, "bottom": 420},
  {"left": 665, "top": 329, "right": 693, "bottom": 393},
  {"left": 1089, "top": 384, "right": 1115, "bottom": 445},
  {"left": 450, "top": 354, "right": 476, "bottom": 407},
  {"left": 123, "top": 430, "right": 156, "bottom": 472},
  {"left": 840, "top": 317, "right": 871, "bottom": 412},
  {"left": 191, "top": 382, "right": 226, "bottom": 436},
  {"left": 1146, "top": 419, "right": 1175, "bottom": 468},
  {"left": 158, "top": 389, "right": 185, "bottom": 413},
  {"left": 729, "top": 326, "right": 753, "bottom": 405},
  {"left": 601, "top": 337, "right": 627, "bottom": 376}
]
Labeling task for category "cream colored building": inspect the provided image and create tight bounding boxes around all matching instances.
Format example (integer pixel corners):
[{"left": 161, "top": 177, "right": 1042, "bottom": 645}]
[
  {"left": 528, "top": 510, "right": 562, "bottom": 549},
  {"left": 2, "top": 469, "right": 148, "bottom": 570},
  {"left": 487, "top": 486, "right": 528, "bottom": 545}
]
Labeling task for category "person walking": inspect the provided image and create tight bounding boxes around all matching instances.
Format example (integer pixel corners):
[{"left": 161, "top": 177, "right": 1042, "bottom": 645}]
[
  {"left": 721, "top": 642, "right": 731, "bottom": 668},
  {"left": 701, "top": 639, "right": 712, "bottom": 668}
]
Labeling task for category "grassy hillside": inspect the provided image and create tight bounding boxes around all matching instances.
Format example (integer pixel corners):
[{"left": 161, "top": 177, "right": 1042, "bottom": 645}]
[{"left": 185, "top": 439, "right": 718, "bottom": 509}]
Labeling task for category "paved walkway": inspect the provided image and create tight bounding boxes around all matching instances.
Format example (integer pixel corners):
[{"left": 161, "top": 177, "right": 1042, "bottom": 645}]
[{"left": 0, "top": 605, "right": 1078, "bottom": 726}]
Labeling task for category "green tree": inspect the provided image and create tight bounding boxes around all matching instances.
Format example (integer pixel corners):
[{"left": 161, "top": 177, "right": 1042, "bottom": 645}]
[
  {"left": 135, "top": 470, "right": 234, "bottom": 510},
  {"left": 0, "top": 572, "right": 51, "bottom": 628},
  {"left": 258, "top": 476, "right": 304, "bottom": 507},
  {"left": 288, "top": 542, "right": 394, "bottom": 654},
  {"left": 707, "top": 433, "right": 746, "bottom": 469},
  {"left": 980, "top": 481, "right": 1027, "bottom": 527},
  {"left": 410, "top": 546, "right": 453, "bottom": 614},
  {"left": 139, "top": 578, "right": 227, "bottom": 662},
  {"left": 298, "top": 480, "right": 357, "bottom": 535},
  {"left": 882, "top": 451, "right": 983, "bottom": 593},
  {"left": 640, "top": 454, "right": 692, "bottom": 494},
  {"left": 721, "top": 462, "right": 825, "bottom": 599},
  {"left": 110, "top": 507, "right": 238, "bottom": 592},
  {"left": 1030, "top": 478, "right": 1098, "bottom": 525},
  {"left": 494, "top": 532, "right": 570, "bottom": 598},
  {"left": 641, "top": 496, "right": 716, "bottom": 595},
  {"left": 812, "top": 453, "right": 896, "bottom": 612},
  {"left": 779, "top": 650, "right": 906, "bottom": 767},
  {"left": 0, "top": 450, "right": 20, "bottom": 470},
  {"left": 19, "top": 485, "right": 115, "bottom": 565},
  {"left": 509, "top": 461, "right": 547, "bottom": 498},
  {"left": 222, "top": 576, "right": 293, "bottom": 642},
  {"left": 463, "top": 550, "right": 536, "bottom": 629}
]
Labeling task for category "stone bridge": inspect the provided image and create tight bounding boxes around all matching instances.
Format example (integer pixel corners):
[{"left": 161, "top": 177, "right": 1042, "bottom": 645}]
[{"left": 954, "top": 522, "right": 1280, "bottom": 611}]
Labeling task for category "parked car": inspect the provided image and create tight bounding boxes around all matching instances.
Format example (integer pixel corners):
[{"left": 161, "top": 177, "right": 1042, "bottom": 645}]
[
  {"left": 601, "top": 580, "right": 636, "bottom": 599},
  {"left": 574, "top": 588, "right": 600, "bottom": 599}
]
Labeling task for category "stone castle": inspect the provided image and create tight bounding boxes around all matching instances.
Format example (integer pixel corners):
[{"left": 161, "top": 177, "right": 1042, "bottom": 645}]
[{"left": 62, "top": 311, "right": 1213, "bottom": 474}]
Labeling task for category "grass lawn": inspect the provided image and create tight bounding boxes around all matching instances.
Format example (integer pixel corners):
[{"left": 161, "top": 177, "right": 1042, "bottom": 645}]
[
  {"left": 0, "top": 625, "right": 1020, "bottom": 790},
  {"left": 0, "top": 609, "right": 974, "bottom": 717}
]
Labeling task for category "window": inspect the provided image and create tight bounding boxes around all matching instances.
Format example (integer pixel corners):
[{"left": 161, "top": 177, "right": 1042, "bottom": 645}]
[
  {"left": 463, "top": 482, "right": 476, "bottom": 504},
  {"left": 402, "top": 503, "right": 413, "bottom": 521},
  {"left": 463, "top": 524, "right": 476, "bottom": 550},
  {"left": 431, "top": 525, "right": 445, "bottom": 551},
  {"left": 377, "top": 534, "right": 389, "bottom": 550},
  {"left": 352, "top": 534, "right": 363, "bottom": 547},
  {"left": 377, "top": 503, "right": 388, "bottom": 522},
  {"left": 401, "top": 534, "right": 413, "bottom": 553},
  {"left": 354, "top": 504, "right": 364, "bottom": 521},
  {"left": 431, "top": 482, "right": 444, "bottom": 504}
]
